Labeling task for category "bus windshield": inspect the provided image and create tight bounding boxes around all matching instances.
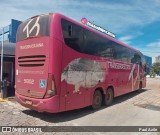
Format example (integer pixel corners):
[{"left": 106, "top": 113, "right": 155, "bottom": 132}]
[{"left": 17, "top": 14, "right": 50, "bottom": 41}]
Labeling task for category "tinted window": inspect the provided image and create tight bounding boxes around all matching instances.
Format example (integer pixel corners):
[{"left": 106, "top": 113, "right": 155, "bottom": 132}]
[
  {"left": 61, "top": 19, "right": 116, "bottom": 59},
  {"left": 83, "top": 30, "right": 116, "bottom": 58},
  {"left": 61, "top": 19, "right": 83, "bottom": 53},
  {"left": 114, "top": 44, "right": 131, "bottom": 62},
  {"left": 61, "top": 19, "right": 141, "bottom": 64},
  {"left": 131, "top": 51, "right": 142, "bottom": 66},
  {"left": 17, "top": 15, "right": 50, "bottom": 41}
]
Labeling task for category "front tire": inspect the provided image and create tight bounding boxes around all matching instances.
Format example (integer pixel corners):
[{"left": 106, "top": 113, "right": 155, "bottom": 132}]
[{"left": 92, "top": 90, "right": 102, "bottom": 110}]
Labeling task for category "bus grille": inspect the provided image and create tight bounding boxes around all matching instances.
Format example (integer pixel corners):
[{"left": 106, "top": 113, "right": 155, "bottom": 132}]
[{"left": 18, "top": 55, "right": 46, "bottom": 67}]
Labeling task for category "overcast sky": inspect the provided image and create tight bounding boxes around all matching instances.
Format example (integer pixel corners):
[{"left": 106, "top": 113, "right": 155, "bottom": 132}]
[{"left": 0, "top": 0, "right": 160, "bottom": 62}]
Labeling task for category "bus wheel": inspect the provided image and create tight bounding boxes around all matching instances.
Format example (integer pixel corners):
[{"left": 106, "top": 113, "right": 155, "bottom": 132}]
[
  {"left": 104, "top": 88, "right": 114, "bottom": 106},
  {"left": 92, "top": 90, "right": 102, "bottom": 110}
]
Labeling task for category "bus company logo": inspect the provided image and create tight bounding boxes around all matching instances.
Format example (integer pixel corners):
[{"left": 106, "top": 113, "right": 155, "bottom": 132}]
[
  {"left": 108, "top": 62, "right": 131, "bottom": 70},
  {"left": 81, "top": 18, "right": 87, "bottom": 24},
  {"left": 20, "top": 43, "right": 44, "bottom": 50},
  {"left": 23, "top": 16, "right": 40, "bottom": 38}
]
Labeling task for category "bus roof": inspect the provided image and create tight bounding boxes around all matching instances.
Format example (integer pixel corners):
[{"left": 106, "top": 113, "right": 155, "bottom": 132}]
[{"left": 21, "top": 12, "right": 141, "bottom": 54}]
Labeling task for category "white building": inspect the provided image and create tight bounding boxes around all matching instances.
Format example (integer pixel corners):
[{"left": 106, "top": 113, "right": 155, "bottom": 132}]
[{"left": 155, "top": 56, "right": 160, "bottom": 63}]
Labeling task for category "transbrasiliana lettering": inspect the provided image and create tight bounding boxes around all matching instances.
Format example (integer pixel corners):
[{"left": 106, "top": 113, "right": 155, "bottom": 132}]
[{"left": 20, "top": 43, "right": 44, "bottom": 50}]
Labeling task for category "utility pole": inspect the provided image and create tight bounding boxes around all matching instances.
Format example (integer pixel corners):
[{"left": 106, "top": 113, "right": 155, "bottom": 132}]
[{"left": 0, "top": 27, "right": 4, "bottom": 95}]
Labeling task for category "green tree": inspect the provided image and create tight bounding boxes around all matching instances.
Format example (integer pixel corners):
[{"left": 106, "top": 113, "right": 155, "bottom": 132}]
[
  {"left": 152, "top": 62, "right": 160, "bottom": 75},
  {"left": 150, "top": 68, "right": 156, "bottom": 78}
]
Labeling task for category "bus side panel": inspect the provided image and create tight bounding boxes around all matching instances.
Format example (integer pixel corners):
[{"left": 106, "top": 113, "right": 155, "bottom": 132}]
[
  {"left": 61, "top": 44, "right": 85, "bottom": 111},
  {"left": 118, "top": 66, "right": 132, "bottom": 94}
]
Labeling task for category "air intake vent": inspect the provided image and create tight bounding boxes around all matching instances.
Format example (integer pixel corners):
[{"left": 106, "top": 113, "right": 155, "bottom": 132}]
[{"left": 18, "top": 55, "right": 46, "bottom": 67}]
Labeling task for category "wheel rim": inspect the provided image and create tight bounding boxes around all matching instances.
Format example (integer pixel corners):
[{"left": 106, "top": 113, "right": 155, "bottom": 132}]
[
  {"left": 94, "top": 95, "right": 101, "bottom": 105},
  {"left": 106, "top": 92, "right": 111, "bottom": 102},
  {"left": 105, "top": 89, "right": 113, "bottom": 105}
]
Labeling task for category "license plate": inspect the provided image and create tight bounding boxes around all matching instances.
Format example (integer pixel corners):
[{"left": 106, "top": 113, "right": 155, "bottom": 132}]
[{"left": 26, "top": 100, "right": 32, "bottom": 105}]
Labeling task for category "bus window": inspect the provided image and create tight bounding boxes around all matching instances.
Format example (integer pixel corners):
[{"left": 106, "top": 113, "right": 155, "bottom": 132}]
[
  {"left": 83, "top": 29, "right": 115, "bottom": 58},
  {"left": 114, "top": 44, "right": 131, "bottom": 62},
  {"left": 61, "top": 19, "right": 83, "bottom": 53},
  {"left": 131, "top": 53, "right": 142, "bottom": 66}
]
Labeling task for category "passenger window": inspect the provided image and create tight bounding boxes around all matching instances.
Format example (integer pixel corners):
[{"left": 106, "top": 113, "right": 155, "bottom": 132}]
[
  {"left": 61, "top": 19, "right": 83, "bottom": 53},
  {"left": 61, "top": 18, "right": 143, "bottom": 64},
  {"left": 131, "top": 53, "right": 142, "bottom": 66}
]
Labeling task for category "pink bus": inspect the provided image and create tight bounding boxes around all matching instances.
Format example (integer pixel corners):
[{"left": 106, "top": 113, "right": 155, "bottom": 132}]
[{"left": 15, "top": 13, "right": 146, "bottom": 113}]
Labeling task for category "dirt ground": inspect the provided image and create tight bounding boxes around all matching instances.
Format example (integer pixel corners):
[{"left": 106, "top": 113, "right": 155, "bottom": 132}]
[{"left": 146, "top": 77, "right": 160, "bottom": 90}]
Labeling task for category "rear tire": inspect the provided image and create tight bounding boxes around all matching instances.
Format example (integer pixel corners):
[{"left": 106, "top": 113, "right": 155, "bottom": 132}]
[
  {"left": 103, "top": 88, "right": 114, "bottom": 106},
  {"left": 92, "top": 90, "right": 102, "bottom": 110}
]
